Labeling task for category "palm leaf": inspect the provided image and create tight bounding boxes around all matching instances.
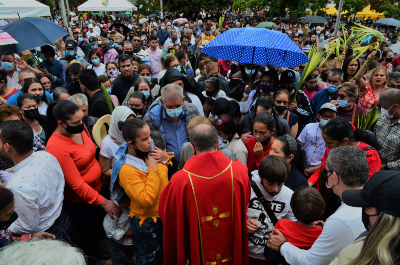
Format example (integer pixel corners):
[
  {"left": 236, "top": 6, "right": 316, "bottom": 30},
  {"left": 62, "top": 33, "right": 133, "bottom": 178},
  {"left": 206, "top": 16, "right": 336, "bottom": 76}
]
[
  {"left": 101, "top": 82, "right": 114, "bottom": 114},
  {"left": 357, "top": 108, "right": 381, "bottom": 130},
  {"left": 319, "top": 40, "right": 338, "bottom": 67},
  {"left": 219, "top": 17, "right": 225, "bottom": 31},
  {"left": 292, "top": 45, "right": 325, "bottom": 102}
]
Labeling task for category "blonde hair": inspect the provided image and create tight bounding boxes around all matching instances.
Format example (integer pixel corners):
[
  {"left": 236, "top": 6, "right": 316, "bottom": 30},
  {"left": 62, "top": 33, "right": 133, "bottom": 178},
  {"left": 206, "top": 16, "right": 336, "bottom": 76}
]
[
  {"left": 187, "top": 116, "right": 212, "bottom": 132},
  {"left": 349, "top": 211, "right": 400, "bottom": 265},
  {"left": 371, "top": 66, "right": 388, "bottom": 88},
  {"left": 338, "top": 82, "right": 360, "bottom": 97}
]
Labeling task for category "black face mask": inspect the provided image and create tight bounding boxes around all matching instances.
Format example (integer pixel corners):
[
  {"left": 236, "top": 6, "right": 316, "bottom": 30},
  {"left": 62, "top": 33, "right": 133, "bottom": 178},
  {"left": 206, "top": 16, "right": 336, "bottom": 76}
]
[
  {"left": 130, "top": 107, "right": 144, "bottom": 116},
  {"left": 132, "top": 46, "right": 142, "bottom": 53},
  {"left": 134, "top": 145, "right": 150, "bottom": 160},
  {"left": 0, "top": 211, "right": 18, "bottom": 230},
  {"left": 64, "top": 122, "right": 85, "bottom": 134},
  {"left": 260, "top": 134, "right": 272, "bottom": 146},
  {"left": 260, "top": 84, "right": 273, "bottom": 93},
  {"left": 275, "top": 106, "right": 287, "bottom": 113},
  {"left": 125, "top": 50, "right": 133, "bottom": 55},
  {"left": 23, "top": 108, "right": 40, "bottom": 119},
  {"left": 34, "top": 95, "right": 43, "bottom": 103},
  {"left": 171, "top": 37, "right": 177, "bottom": 43},
  {"left": 386, "top": 57, "right": 393, "bottom": 62},
  {"left": 261, "top": 179, "right": 281, "bottom": 197},
  {"left": 361, "top": 207, "right": 370, "bottom": 231},
  {"left": 206, "top": 90, "right": 216, "bottom": 97}
]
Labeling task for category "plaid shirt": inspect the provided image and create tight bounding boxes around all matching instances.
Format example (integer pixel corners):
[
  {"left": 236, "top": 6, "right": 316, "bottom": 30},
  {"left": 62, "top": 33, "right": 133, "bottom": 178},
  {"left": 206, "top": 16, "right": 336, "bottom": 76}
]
[{"left": 375, "top": 116, "right": 400, "bottom": 170}]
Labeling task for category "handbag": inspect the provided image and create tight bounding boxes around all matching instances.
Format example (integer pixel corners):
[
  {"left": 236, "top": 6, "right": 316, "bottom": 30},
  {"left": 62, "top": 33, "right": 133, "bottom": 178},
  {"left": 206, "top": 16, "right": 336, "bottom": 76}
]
[{"left": 250, "top": 181, "right": 289, "bottom": 265}]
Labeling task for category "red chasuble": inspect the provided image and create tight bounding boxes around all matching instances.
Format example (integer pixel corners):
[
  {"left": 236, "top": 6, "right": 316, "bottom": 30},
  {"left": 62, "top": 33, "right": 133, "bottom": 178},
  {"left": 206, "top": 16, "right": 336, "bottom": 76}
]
[{"left": 159, "top": 151, "right": 251, "bottom": 265}]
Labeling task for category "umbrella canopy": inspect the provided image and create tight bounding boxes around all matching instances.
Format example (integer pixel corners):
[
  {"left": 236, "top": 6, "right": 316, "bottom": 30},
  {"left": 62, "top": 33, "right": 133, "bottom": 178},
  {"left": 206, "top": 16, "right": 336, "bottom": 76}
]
[
  {"left": 200, "top": 28, "right": 310, "bottom": 68},
  {"left": 0, "top": 0, "right": 51, "bottom": 19},
  {"left": 301, "top": 16, "right": 328, "bottom": 23},
  {"left": 0, "top": 30, "right": 18, "bottom": 45},
  {"left": 110, "top": 23, "right": 129, "bottom": 35},
  {"left": 78, "top": 0, "right": 137, "bottom": 11},
  {"left": 173, "top": 18, "right": 188, "bottom": 24},
  {"left": 0, "top": 17, "right": 69, "bottom": 54},
  {"left": 139, "top": 18, "right": 148, "bottom": 24},
  {"left": 148, "top": 13, "right": 158, "bottom": 18},
  {"left": 377, "top": 18, "right": 400, "bottom": 27},
  {"left": 256, "top": 22, "right": 273, "bottom": 29},
  {"left": 0, "top": 20, "right": 8, "bottom": 28},
  {"left": 92, "top": 12, "right": 102, "bottom": 16},
  {"left": 115, "top": 13, "right": 129, "bottom": 20}
]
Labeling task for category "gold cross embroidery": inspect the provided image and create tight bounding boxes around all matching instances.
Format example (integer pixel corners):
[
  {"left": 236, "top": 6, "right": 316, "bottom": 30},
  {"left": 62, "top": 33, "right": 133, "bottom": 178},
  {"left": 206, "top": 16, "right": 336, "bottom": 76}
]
[
  {"left": 201, "top": 205, "right": 230, "bottom": 228},
  {"left": 205, "top": 253, "right": 232, "bottom": 265}
]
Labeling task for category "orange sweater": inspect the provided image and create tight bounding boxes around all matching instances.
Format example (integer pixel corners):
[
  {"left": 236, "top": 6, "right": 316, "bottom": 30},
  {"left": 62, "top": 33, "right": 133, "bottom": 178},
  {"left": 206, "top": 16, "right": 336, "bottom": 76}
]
[
  {"left": 119, "top": 163, "right": 168, "bottom": 225},
  {"left": 45, "top": 132, "right": 103, "bottom": 205}
]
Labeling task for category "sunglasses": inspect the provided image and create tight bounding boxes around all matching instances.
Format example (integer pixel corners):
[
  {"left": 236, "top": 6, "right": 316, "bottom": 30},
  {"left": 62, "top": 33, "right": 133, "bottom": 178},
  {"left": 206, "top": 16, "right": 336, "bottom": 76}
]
[
  {"left": 275, "top": 100, "right": 289, "bottom": 105},
  {"left": 133, "top": 39, "right": 141, "bottom": 42}
]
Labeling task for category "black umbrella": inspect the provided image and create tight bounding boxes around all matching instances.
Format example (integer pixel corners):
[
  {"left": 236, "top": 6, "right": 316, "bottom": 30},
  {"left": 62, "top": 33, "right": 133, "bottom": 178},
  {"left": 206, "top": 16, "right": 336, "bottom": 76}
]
[
  {"left": 377, "top": 18, "right": 400, "bottom": 27},
  {"left": 301, "top": 16, "right": 328, "bottom": 23},
  {"left": 110, "top": 23, "right": 130, "bottom": 35},
  {"left": 115, "top": 14, "right": 129, "bottom": 20}
]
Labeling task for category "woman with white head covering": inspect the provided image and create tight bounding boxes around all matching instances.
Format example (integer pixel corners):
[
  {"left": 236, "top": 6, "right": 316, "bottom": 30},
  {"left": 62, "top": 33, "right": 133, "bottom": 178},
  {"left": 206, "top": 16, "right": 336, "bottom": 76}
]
[{"left": 99, "top": 106, "right": 136, "bottom": 182}]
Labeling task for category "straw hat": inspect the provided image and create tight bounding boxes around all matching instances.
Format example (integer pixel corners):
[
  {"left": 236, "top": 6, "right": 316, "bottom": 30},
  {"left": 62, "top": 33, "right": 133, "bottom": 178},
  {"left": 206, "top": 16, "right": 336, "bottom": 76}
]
[{"left": 92, "top": 114, "right": 111, "bottom": 147}]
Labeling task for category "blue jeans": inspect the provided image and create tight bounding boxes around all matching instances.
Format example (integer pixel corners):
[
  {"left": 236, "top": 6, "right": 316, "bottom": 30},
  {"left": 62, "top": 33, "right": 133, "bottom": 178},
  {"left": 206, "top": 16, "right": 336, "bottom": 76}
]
[
  {"left": 50, "top": 210, "right": 72, "bottom": 242},
  {"left": 110, "top": 240, "right": 135, "bottom": 265},
  {"left": 129, "top": 216, "right": 163, "bottom": 265}
]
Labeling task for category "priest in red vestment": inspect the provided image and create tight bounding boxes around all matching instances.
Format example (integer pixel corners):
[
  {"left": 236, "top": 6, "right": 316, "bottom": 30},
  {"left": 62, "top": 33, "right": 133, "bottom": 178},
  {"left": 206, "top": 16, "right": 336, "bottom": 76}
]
[{"left": 159, "top": 123, "right": 251, "bottom": 265}]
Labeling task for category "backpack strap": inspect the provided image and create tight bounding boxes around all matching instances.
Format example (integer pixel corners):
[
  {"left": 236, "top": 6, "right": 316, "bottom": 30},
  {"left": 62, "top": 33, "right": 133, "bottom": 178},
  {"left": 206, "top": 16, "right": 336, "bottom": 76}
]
[{"left": 251, "top": 181, "right": 278, "bottom": 225}]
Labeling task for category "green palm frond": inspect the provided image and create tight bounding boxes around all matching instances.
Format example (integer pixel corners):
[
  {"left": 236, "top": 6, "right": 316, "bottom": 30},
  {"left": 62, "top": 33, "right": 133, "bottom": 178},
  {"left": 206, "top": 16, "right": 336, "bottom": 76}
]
[
  {"left": 101, "top": 83, "right": 114, "bottom": 114},
  {"left": 357, "top": 108, "right": 381, "bottom": 130},
  {"left": 219, "top": 17, "right": 225, "bottom": 31},
  {"left": 319, "top": 39, "right": 338, "bottom": 67},
  {"left": 292, "top": 45, "right": 325, "bottom": 102}
]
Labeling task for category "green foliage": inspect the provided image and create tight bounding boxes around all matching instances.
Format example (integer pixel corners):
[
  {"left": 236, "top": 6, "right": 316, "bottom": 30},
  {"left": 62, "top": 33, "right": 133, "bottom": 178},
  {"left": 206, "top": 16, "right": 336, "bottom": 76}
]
[
  {"left": 374, "top": 2, "right": 400, "bottom": 19},
  {"left": 163, "top": 0, "right": 232, "bottom": 13},
  {"left": 101, "top": 83, "right": 114, "bottom": 114},
  {"left": 357, "top": 108, "right": 381, "bottom": 130},
  {"left": 334, "top": 0, "right": 365, "bottom": 16}
]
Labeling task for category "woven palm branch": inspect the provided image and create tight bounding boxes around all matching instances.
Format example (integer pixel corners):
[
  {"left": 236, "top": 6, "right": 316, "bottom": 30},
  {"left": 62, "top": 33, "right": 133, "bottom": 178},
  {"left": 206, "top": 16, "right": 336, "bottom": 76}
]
[
  {"left": 292, "top": 45, "right": 325, "bottom": 102},
  {"left": 101, "top": 82, "right": 114, "bottom": 114}
]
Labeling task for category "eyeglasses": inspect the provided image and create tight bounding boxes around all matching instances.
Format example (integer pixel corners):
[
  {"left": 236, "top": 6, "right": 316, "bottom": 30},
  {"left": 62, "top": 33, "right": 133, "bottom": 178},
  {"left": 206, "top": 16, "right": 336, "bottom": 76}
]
[
  {"left": 320, "top": 115, "right": 336, "bottom": 120},
  {"left": 337, "top": 94, "right": 350, "bottom": 100},
  {"left": 133, "top": 39, "right": 141, "bottom": 42},
  {"left": 275, "top": 100, "right": 289, "bottom": 105}
]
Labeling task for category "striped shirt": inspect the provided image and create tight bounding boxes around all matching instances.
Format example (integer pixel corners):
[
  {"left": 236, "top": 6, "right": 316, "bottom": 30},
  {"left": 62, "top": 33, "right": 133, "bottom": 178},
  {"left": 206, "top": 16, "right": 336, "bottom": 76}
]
[{"left": 375, "top": 115, "right": 400, "bottom": 170}]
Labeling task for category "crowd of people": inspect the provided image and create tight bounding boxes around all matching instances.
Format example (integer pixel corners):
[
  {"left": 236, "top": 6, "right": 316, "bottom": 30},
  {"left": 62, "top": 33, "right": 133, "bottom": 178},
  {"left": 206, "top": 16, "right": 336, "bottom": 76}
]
[{"left": 0, "top": 9, "right": 399, "bottom": 265}]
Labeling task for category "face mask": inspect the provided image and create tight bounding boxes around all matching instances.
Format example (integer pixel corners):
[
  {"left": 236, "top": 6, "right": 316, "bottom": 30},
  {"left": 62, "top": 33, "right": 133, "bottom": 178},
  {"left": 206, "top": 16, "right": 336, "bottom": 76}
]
[
  {"left": 386, "top": 57, "right": 393, "bottom": 62},
  {"left": 316, "top": 30, "right": 321, "bottom": 34},
  {"left": 171, "top": 37, "right": 177, "bottom": 42},
  {"left": 133, "top": 145, "right": 150, "bottom": 160},
  {"left": 175, "top": 66, "right": 182, "bottom": 72},
  {"left": 143, "top": 77, "right": 152, "bottom": 83},
  {"left": 125, "top": 50, "right": 133, "bottom": 55},
  {"left": 161, "top": 26, "right": 165, "bottom": 30},
  {"left": 259, "top": 134, "right": 272, "bottom": 146},
  {"left": 34, "top": 95, "right": 43, "bottom": 103},
  {"left": 261, "top": 180, "right": 281, "bottom": 197},
  {"left": 23, "top": 108, "right": 40, "bottom": 119},
  {"left": 183, "top": 61, "right": 189, "bottom": 69},
  {"left": 130, "top": 107, "right": 144, "bottom": 116},
  {"left": 326, "top": 83, "right": 338, "bottom": 94},
  {"left": 108, "top": 69, "right": 118, "bottom": 78},
  {"left": 52, "top": 46, "right": 57, "bottom": 51},
  {"left": 91, "top": 45, "right": 98, "bottom": 49},
  {"left": 206, "top": 90, "right": 215, "bottom": 97},
  {"left": 78, "top": 37, "right": 83, "bottom": 42},
  {"left": 92, "top": 59, "right": 100, "bottom": 65},
  {"left": 381, "top": 105, "right": 395, "bottom": 119},
  {"left": 65, "top": 50, "right": 75, "bottom": 57},
  {"left": 361, "top": 208, "right": 371, "bottom": 231},
  {"left": 260, "top": 84, "right": 273, "bottom": 93},
  {"left": 319, "top": 118, "right": 329, "bottom": 127},
  {"left": 168, "top": 29, "right": 172, "bottom": 32},
  {"left": 2, "top": 62, "right": 13, "bottom": 71},
  {"left": 218, "top": 136, "right": 229, "bottom": 147},
  {"left": 166, "top": 106, "right": 183, "bottom": 118},
  {"left": 141, "top": 36, "right": 146, "bottom": 40},
  {"left": 98, "top": 41, "right": 102, "bottom": 45},
  {"left": 141, "top": 90, "right": 150, "bottom": 99},
  {"left": 337, "top": 99, "right": 349, "bottom": 108},
  {"left": 64, "top": 122, "right": 85, "bottom": 134},
  {"left": 245, "top": 69, "right": 255, "bottom": 76},
  {"left": 275, "top": 106, "right": 287, "bottom": 113}
]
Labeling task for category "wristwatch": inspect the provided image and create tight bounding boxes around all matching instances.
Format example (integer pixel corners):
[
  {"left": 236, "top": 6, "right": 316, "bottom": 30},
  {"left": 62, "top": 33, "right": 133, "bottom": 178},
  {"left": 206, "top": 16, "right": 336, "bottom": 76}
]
[{"left": 161, "top": 157, "right": 170, "bottom": 165}]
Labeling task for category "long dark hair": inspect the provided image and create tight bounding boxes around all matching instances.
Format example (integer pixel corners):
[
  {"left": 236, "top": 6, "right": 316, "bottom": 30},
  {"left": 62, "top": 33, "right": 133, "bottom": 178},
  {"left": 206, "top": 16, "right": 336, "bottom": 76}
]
[
  {"left": 254, "top": 96, "right": 285, "bottom": 136},
  {"left": 276, "top": 134, "right": 307, "bottom": 173},
  {"left": 342, "top": 56, "right": 361, "bottom": 81},
  {"left": 46, "top": 100, "right": 81, "bottom": 140},
  {"left": 253, "top": 112, "right": 275, "bottom": 132},
  {"left": 120, "top": 118, "right": 147, "bottom": 144},
  {"left": 17, "top": 94, "right": 47, "bottom": 131},
  {"left": 22, "top": 78, "right": 48, "bottom": 103},
  {"left": 133, "top": 77, "right": 154, "bottom": 106},
  {"left": 323, "top": 117, "right": 381, "bottom": 150}
]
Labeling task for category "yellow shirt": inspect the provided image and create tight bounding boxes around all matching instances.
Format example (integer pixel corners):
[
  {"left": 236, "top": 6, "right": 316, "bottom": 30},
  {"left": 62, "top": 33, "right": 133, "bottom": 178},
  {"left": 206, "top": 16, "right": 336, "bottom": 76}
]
[
  {"left": 202, "top": 34, "right": 216, "bottom": 42},
  {"left": 119, "top": 163, "right": 168, "bottom": 225}
]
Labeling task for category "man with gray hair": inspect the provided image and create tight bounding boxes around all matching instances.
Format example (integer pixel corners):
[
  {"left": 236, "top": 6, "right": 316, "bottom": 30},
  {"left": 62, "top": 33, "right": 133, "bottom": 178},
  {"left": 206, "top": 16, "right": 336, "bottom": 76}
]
[
  {"left": 388, "top": 71, "right": 400, "bottom": 88},
  {"left": 164, "top": 30, "right": 181, "bottom": 47},
  {"left": 310, "top": 68, "right": 344, "bottom": 121},
  {"left": 268, "top": 146, "right": 368, "bottom": 265},
  {"left": 159, "top": 123, "right": 251, "bottom": 265},
  {"left": 375, "top": 88, "right": 400, "bottom": 170},
  {"left": 143, "top": 83, "right": 200, "bottom": 177},
  {"left": 101, "top": 37, "right": 118, "bottom": 64}
]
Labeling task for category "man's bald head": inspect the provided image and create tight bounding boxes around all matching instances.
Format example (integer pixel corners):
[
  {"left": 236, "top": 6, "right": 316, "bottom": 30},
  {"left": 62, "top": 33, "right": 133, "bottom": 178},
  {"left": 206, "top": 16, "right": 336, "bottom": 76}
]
[
  {"left": 379, "top": 88, "right": 400, "bottom": 106},
  {"left": 189, "top": 123, "right": 219, "bottom": 153}
]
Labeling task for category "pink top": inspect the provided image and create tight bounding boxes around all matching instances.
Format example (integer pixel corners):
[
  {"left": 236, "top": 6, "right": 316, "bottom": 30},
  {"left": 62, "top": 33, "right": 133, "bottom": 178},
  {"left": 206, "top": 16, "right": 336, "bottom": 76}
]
[
  {"left": 303, "top": 84, "right": 324, "bottom": 102},
  {"left": 146, "top": 47, "right": 163, "bottom": 78},
  {"left": 103, "top": 48, "right": 118, "bottom": 65}
]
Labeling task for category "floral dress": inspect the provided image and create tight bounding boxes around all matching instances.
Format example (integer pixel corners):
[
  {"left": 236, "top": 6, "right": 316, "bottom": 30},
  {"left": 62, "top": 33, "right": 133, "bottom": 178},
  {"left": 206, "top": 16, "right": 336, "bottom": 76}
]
[{"left": 359, "top": 82, "right": 386, "bottom": 110}]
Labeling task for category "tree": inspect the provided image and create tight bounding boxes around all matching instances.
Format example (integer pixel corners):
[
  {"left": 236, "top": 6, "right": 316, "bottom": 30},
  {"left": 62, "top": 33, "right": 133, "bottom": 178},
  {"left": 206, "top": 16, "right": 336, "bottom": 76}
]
[
  {"left": 370, "top": 0, "right": 400, "bottom": 19},
  {"left": 163, "top": 0, "right": 232, "bottom": 14},
  {"left": 334, "top": 0, "right": 365, "bottom": 17}
]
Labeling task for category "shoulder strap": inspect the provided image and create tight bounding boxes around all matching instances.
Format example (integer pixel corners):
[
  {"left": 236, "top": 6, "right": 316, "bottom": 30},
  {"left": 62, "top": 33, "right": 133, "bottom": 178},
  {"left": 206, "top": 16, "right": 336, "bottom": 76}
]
[
  {"left": 251, "top": 181, "right": 278, "bottom": 225},
  {"left": 286, "top": 111, "right": 291, "bottom": 122},
  {"left": 361, "top": 146, "right": 376, "bottom": 152}
]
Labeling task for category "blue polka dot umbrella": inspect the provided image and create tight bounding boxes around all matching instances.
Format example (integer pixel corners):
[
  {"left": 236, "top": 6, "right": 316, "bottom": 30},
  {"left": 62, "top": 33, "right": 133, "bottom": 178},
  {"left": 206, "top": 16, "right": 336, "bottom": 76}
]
[{"left": 200, "top": 27, "right": 310, "bottom": 67}]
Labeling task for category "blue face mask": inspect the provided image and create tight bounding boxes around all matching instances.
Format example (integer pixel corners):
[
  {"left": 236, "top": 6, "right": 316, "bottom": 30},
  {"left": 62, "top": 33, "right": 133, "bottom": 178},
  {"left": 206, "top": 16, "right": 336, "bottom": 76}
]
[
  {"left": 166, "top": 106, "right": 183, "bottom": 118},
  {"left": 326, "top": 83, "right": 338, "bottom": 94},
  {"left": 337, "top": 99, "right": 349, "bottom": 108},
  {"left": 183, "top": 61, "right": 189, "bottom": 69},
  {"left": 92, "top": 59, "right": 100, "bottom": 65},
  {"left": 78, "top": 37, "right": 83, "bottom": 42},
  {"left": 161, "top": 26, "right": 165, "bottom": 30},
  {"left": 175, "top": 66, "right": 182, "bottom": 72},
  {"left": 141, "top": 90, "right": 150, "bottom": 99},
  {"left": 319, "top": 118, "right": 329, "bottom": 127},
  {"left": 91, "top": 45, "right": 98, "bottom": 49},
  {"left": 245, "top": 69, "right": 255, "bottom": 76},
  {"left": 2, "top": 62, "right": 13, "bottom": 71},
  {"left": 260, "top": 84, "right": 273, "bottom": 93},
  {"left": 218, "top": 136, "right": 229, "bottom": 147},
  {"left": 316, "top": 30, "right": 321, "bottom": 34},
  {"left": 53, "top": 46, "right": 57, "bottom": 51},
  {"left": 144, "top": 77, "right": 152, "bottom": 83},
  {"left": 65, "top": 50, "right": 75, "bottom": 57}
]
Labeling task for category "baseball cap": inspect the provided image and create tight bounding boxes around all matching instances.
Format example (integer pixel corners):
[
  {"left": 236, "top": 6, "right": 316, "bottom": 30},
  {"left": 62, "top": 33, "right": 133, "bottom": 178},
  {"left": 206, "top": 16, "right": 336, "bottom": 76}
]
[
  {"left": 88, "top": 36, "right": 97, "bottom": 45},
  {"left": 102, "top": 25, "right": 108, "bottom": 28},
  {"left": 318, "top": 103, "right": 337, "bottom": 114},
  {"left": 211, "top": 98, "right": 236, "bottom": 116},
  {"left": 88, "top": 24, "right": 94, "bottom": 29},
  {"left": 343, "top": 171, "right": 400, "bottom": 217},
  {"left": 65, "top": 39, "right": 76, "bottom": 50},
  {"left": 205, "top": 26, "right": 211, "bottom": 31},
  {"left": 280, "top": 70, "right": 296, "bottom": 83}
]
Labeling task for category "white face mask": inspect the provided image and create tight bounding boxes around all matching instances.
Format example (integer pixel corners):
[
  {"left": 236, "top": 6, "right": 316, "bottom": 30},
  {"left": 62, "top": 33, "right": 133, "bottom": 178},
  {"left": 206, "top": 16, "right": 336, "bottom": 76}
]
[{"left": 381, "top": 105, "right": 396, "bottom": 119}]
